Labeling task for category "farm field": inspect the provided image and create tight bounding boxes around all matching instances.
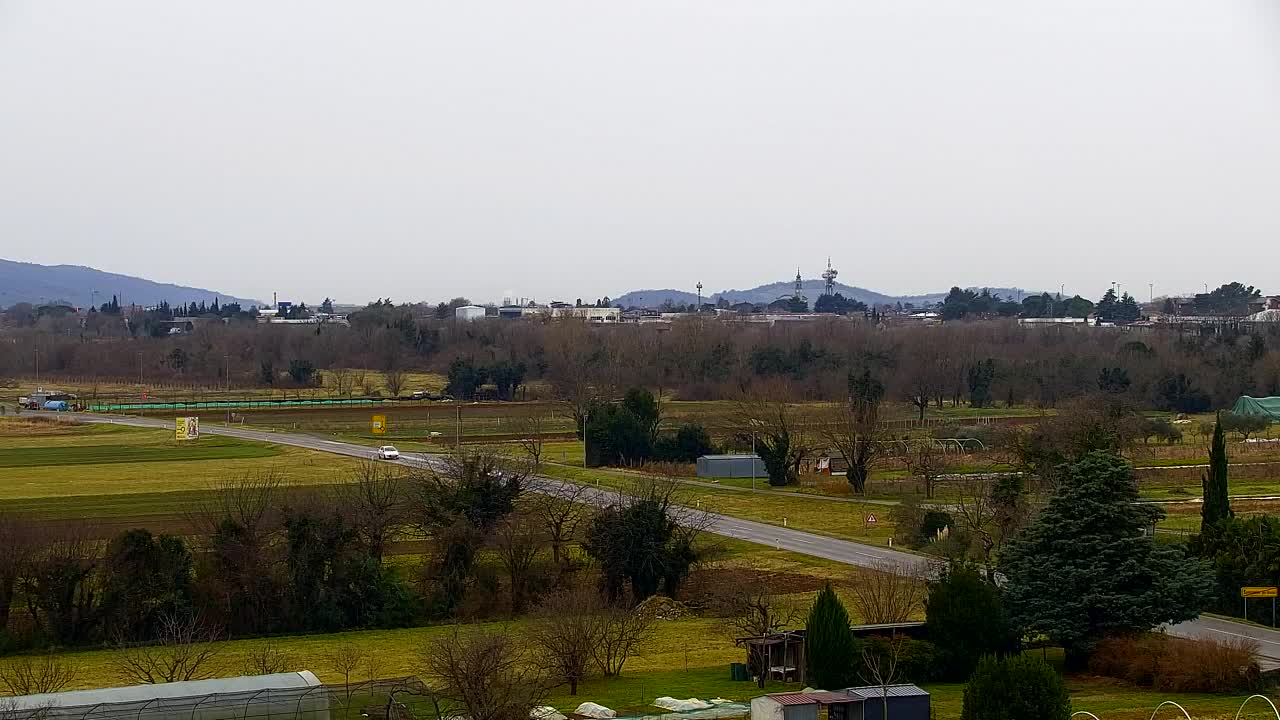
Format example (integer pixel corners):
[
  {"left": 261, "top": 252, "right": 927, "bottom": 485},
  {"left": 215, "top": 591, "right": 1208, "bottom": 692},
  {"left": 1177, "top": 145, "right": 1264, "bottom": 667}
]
[{"left": 0, "top": 418, "right": 362, "bottom": 506}]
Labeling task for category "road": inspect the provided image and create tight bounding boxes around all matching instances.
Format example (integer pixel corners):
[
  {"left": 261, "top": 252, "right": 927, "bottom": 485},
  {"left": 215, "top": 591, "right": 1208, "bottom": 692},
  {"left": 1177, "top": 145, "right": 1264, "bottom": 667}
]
[{"left": 32, "top": 411, "right": 1280, "bottom": 670}]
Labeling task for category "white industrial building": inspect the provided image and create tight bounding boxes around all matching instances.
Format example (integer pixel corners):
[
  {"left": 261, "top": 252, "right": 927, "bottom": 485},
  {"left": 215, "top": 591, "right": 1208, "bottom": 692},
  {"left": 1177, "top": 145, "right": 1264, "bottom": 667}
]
[{"left": 455, "top": 305, "right": 487, "bottom": 321}]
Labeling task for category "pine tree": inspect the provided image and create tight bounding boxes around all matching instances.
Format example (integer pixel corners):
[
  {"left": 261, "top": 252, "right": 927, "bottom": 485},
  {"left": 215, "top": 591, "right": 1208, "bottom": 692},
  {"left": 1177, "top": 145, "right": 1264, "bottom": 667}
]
[
  {"left": 1001, "top": 451, "right": 1212, "bottom": 667},
  {"left": 805, "top": 583, "right": 856, "bottom": 689},
  {"left": 1201, "top": 414, "right": 1232, "bottom": 533}
]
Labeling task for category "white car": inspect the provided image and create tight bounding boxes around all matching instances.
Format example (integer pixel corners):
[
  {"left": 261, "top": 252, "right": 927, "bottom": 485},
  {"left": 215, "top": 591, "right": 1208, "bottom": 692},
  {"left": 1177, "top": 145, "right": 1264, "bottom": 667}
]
[{"left": 376, "top": 445, "right": 400, "bottom": 460}]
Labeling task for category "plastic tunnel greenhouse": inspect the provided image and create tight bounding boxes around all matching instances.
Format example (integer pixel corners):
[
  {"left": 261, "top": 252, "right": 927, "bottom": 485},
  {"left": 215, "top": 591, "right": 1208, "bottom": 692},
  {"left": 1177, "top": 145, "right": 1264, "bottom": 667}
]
[{"left": 0, "top": 675, "right": 435, "bottom": 720}]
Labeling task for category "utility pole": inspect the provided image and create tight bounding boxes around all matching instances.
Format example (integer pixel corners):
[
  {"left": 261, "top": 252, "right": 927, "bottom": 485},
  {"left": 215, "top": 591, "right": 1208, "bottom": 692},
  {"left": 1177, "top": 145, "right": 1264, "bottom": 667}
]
[
  {"left": 138, "top": 352, "right": 144, "bottom": 387},
  {"left": 583, "top": 409, "right": 589, "bottom": 469},
  {"left": 751, "top": 431, "right": 756, "bottom": 491},
  {"left": 456, "top": 403, "right": 462, "bottom": 449},
  {"left": 225, "top": 354, "right": 232, "bottom": 424},
  {"left": 34, "top": 347, "right": 39, "bottom": 387}
]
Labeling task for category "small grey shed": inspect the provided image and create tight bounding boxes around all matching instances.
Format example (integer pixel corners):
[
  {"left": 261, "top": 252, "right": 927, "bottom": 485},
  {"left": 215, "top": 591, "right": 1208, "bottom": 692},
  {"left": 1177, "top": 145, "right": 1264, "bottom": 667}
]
[
  {"left": 847, "top": 685, "right": 930, "bottom": 720},
  {"left": 696, "top": 454, "right": 767, "bottom": 479}
]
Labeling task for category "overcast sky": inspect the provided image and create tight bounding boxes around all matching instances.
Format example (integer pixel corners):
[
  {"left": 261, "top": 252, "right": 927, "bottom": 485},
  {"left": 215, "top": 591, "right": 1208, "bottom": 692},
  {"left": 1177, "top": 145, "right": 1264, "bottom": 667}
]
[{"left": 1, "top": 1, "right": 1278, "bottom": 305}]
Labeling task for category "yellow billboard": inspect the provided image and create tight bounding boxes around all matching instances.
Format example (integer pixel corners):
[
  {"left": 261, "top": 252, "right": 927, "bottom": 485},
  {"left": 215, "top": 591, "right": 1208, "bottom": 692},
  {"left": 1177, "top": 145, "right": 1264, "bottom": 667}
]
[
  {"left": 175, "top": 417, "right": 200, "bottom": 441},
  {"left": 372, "top": 415, "right": 387, "bottom": 435}
]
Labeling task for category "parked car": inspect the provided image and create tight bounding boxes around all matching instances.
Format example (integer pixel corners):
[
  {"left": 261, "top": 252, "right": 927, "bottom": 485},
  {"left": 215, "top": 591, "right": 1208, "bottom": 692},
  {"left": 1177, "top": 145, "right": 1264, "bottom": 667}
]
[{"left": 376, "top": 445, "right": 400, "bottom": 460}]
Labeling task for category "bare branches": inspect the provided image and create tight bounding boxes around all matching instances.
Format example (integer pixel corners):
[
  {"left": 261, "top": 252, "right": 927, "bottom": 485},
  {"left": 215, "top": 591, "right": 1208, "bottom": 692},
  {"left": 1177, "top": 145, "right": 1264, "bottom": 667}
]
[
  {"left": 109, "top": 614, "right": 222, "bottom": 684},
  {"left": 384, "top": 369, "right": 407, "bottom": 398},
  {"left": 241, "top": 641, "right": 295, "bottom": 676},
  {"left": 493, "top": 513, "right": 546, "bottom": 615},
  {"left": 422, "top": 629, "right": 546, "bottom": 720},
  {"left": 724, "top": 579, "right": 800, "bottom": 639},
  {"left": 508, "top": 415, "right": 552, "bottom": 472},
  {"left": 327, "top": 641, "right": 366, "bottom": 699},
  {"left": 848, "top": 561, "right": 927, "bottom": 624},
  {"left": 590, "top": 603, "right": 654, "bottom": 677},
  {"left": 904, "top": 442, "right": 949, "bottom": 499},
  {"left": 190, "top": 470, "right": 285, "bottom": 540},
  {"left": 0, "top": 655, "right": 78, "bottom": 695},
  {"left": 333, "top": 462, "right": 407, "bottom": 563},
  {"left": 525, "top": 586, "right": 604, "bottom": 695},
  {"left": 530, "top": 483, "right": 590, "bottom": 568}
]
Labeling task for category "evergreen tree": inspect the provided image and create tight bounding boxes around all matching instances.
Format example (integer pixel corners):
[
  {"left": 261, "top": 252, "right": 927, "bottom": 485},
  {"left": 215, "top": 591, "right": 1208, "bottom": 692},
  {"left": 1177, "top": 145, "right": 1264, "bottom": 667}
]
[
  {"left": 926, "top": 564, "right": 1016, "bottom": 681},
  {"left": 961, "top": 655, "right": 1070, "bottom": 720},
  {"left": 1001, "top": 451, "right": 1212, "bottom": 666},
  {"left": 805, "top": 583, "right": 856, "bottom": 689},
  {"left": 1201, "top": 414, "right": 1232, "bottom": 533}
]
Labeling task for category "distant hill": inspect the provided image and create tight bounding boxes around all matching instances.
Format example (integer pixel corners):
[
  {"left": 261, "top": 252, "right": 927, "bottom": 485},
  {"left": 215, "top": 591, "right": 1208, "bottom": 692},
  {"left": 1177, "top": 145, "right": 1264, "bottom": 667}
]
[
  {"left": 614, "top": 280, "right": 1031, "bottom": 309},
  {"left": 0, "top": 259, "right": 262, "bottom": 309}
]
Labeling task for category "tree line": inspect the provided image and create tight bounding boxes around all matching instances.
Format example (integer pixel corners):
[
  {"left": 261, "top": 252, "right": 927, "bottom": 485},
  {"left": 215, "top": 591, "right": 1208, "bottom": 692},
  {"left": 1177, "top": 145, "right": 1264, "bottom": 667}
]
[
  {"left": 0, "top": 456, "right": 708, "bottom": 660},
  {"left": 6, "top": 303, "right": 1280, "bottom": 415}
]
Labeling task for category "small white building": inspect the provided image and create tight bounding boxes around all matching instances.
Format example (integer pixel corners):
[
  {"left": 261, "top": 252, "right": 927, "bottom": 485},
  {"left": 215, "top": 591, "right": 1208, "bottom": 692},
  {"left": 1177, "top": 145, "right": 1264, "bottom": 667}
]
[{"left": 455, "top": 305, "right": 487, "bottom": 322}]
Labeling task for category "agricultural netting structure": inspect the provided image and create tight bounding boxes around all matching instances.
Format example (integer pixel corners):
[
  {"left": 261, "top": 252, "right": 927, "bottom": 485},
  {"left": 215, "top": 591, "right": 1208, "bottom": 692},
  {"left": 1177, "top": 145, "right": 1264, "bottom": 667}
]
[{"left": 0, "top": 678, "right": 437, "bottom": 720}]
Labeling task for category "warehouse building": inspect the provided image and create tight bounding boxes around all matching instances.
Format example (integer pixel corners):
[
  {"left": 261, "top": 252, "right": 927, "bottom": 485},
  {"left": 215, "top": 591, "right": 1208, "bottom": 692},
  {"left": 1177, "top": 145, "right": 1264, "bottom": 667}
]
[{"left": 696, "top": 454, "right": 767, "bottom": 479}]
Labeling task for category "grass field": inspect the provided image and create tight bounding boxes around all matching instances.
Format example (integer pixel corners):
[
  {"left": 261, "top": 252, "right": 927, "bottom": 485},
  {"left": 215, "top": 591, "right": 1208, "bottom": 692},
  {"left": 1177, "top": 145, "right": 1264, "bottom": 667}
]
[
  {"left": 22, "top": 618, "right": 1272, "bottom": 719},
  {"left": 0, "top": 419, "right": 361, "bottom": 506}
]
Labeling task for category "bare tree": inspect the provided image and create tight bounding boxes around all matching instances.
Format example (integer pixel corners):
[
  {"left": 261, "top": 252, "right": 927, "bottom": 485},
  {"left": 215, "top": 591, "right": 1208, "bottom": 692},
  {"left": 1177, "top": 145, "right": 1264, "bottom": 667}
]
[
  {"left": 494, "top": 513, "right": 545, "bottom": 615},
  {"left": 531, "top": 483, "right": 589, "bottom": 569},
  {"left": 110, "top": 614, "right": 222, "bottom": 684},
  {"left": 241, "top": 641, "right": 295, "bottom": 676},
  {"left": 819, "top": 369, "right": 888, "bottom": 494},
  {"left": 724, "top": 580, "right": 799, "bottom": 688},
  {"left": 384, "top": 369, "right": 407, "bottom": 398},
  {"left": 859, "top": 637, "right": 903, "bottom": 720},
  {"left": 509, "top": 414, "right": 551, "bottom": 471},
  {"left": 591, "top": 603, "right": 655, "bottom": 677},
  {"left": 329, "top": 368, "right": 354, "bottom": 398},
  {"left": 422, "top": 629, "right": 546, "bottom": 720},
  {"left": 526, "top": 586, "right": 604, "bottom": 695},
  {"left": 328, "top": 641, "right": 366, "bottom": 700},
  {"left": 953, "top": 473, "right": 1027, "bottom": 579},
  {"left": 904, "top": 442, "right": 948, "bottom": 499},
  {"left": 0, "top": 655, "right": 78, "bottom": 695},
  {"left": 848, "top": 561, "right": 927, "bottom": 625},
  {"left": 333, "top": 462, "right": 406, "bottom": 563}
]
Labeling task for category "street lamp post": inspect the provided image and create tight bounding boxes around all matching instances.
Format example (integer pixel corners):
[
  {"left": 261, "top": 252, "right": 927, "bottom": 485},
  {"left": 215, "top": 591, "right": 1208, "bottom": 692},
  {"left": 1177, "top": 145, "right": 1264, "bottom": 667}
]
[{"left": 583, "top": 410, "right": 589, "bottom": 469}]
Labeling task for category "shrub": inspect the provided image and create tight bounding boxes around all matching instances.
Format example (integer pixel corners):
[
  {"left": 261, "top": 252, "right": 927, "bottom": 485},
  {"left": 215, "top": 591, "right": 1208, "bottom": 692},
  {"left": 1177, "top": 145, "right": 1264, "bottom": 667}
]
[
  {"left": 961, "top": 655, "right": 1070, "bottom": 720},
  {"left": 1090, "top": 633, "right": 1260, "bottom": 694}
]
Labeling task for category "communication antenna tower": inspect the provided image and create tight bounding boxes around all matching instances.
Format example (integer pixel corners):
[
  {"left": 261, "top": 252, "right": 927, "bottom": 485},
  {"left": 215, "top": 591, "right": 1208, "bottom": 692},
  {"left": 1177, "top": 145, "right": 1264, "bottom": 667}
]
[{"left": 822, "top": 258, "right": 839, "bottom": 296}]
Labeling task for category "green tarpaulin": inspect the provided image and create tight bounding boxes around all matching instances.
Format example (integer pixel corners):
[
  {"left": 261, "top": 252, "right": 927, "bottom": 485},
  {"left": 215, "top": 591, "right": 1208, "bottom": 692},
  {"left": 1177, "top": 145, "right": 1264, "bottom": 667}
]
[{"left": 1231, "top": 396, "right": 1280, "bottom": 421}]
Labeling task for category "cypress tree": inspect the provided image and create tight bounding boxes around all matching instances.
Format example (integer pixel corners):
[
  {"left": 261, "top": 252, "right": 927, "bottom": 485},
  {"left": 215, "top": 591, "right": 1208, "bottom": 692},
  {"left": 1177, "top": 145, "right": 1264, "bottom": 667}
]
[
  {"left": 805, "top": 583, "right": 856, "bottom": 689},
  {"left": 1201, "top": 414, "right": 1232, "bottom": 534}
]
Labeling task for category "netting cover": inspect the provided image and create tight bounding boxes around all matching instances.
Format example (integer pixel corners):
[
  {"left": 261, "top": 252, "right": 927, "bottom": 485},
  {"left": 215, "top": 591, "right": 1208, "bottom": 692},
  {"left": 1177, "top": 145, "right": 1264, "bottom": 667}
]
[{"left": 1232, "top": 396, "right": 1280, "bottom": 420}]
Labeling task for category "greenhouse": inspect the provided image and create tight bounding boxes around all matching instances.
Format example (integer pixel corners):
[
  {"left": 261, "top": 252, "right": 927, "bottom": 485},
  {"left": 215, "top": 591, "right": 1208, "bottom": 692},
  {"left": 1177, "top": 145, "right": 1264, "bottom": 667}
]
[
  {"left": 0, "top": 675, "right": 434, "bottom": 720},
  {"left": 1231, "top": 396, "right": 1280, "bottom": 421}
]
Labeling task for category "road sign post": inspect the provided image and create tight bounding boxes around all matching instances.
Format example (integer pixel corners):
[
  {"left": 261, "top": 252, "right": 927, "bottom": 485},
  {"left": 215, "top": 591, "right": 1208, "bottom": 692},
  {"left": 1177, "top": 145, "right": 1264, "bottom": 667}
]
[{"left": 1241, "top": 587, "right": 1278, "bottom": 624}]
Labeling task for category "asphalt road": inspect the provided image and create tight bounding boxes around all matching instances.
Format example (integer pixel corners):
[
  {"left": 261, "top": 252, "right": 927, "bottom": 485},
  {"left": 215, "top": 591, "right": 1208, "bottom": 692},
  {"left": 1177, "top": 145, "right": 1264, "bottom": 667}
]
[{"left": 32, "top": 411, "right": 1280, "bottom": 670}]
